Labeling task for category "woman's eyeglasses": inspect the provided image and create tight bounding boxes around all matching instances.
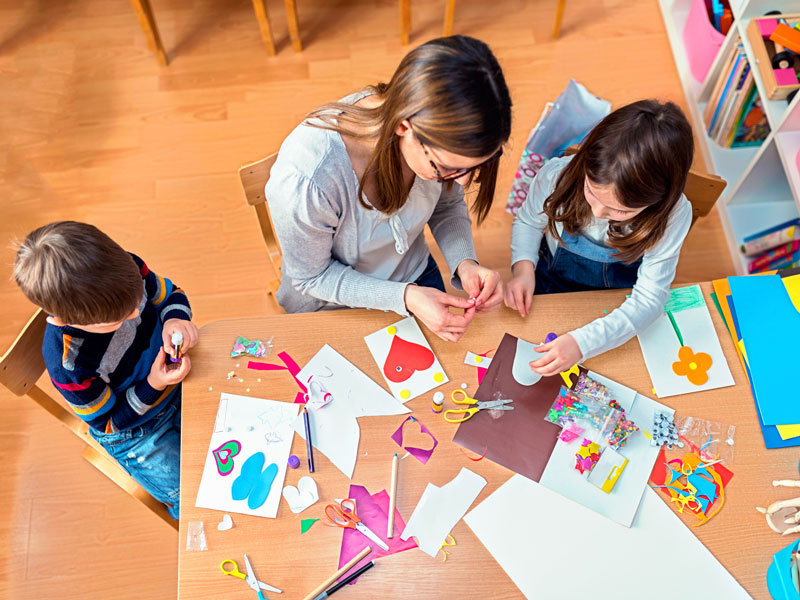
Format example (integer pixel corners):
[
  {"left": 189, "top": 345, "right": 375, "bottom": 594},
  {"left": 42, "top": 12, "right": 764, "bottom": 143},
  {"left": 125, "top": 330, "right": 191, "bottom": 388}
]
[{"left": 418, "top": 138, "right": 503, "bottom": 182}]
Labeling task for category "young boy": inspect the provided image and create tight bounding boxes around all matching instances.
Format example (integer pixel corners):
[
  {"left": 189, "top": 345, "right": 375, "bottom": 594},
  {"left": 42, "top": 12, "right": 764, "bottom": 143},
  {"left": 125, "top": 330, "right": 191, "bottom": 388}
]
[{"left": 13, "top": 221, "right": 198, "bottom": 519}]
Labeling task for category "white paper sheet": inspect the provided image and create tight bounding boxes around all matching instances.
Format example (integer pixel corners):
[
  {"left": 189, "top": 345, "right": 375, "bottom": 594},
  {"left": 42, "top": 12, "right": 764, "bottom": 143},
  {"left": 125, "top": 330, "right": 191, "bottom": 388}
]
[
  {"left": 195, "top": 393, "right": 298, "bottom": 518},
  {"left": 464, "top": 351, "right": 492, "bottom": 369},
  {"left": 637, "top": 288, "right": 734, "bottom": 398},
  {"left": 400, "top": 467, "right": 486, "bottom": 557},
  {"left": 364, "top": 317, "right": 448, "bottom": 401},
  {"left": 539, "top": 372, "right": 671, "bottom": 527},
  {"left": 464, "top": 476, "right": 751, "bottom": 600},
  {"left": 292, "top": 345, "right": 410, "bottom": 478}
]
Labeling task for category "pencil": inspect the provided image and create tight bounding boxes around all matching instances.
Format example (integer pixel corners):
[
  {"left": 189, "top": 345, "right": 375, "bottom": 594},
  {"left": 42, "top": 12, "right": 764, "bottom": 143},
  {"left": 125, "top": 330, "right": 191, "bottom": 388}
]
[
  {"left": 387, "top": 452, "right": 399, "bottom": 538},
  {"left": 303, "top": 406, "right": 315, "bottom": 473},
  {"left": 302, "top": 546, "right": 372, "bottom": 600},
  {"left": 313, "top": 561, "right": 375, "bottom": 600}
]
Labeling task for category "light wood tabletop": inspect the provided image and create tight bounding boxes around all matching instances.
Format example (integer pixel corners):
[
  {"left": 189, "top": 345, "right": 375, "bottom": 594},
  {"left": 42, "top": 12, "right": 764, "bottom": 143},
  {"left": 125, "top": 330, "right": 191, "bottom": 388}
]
[{"left": 179, "top": 283, "right": 789, "bottom": 599}]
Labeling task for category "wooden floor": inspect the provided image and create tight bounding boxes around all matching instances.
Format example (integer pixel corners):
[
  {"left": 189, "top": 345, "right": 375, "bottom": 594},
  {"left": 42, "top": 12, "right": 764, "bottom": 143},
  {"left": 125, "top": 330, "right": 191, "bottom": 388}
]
[{"left": 0, "top": 0, "right": 734, "bottom": 597}]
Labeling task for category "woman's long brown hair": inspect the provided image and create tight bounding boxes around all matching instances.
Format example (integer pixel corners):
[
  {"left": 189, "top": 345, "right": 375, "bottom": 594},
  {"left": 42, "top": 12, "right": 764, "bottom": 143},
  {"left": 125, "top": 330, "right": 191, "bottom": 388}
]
[
  {"left": 543, "top": 100, "right": 694, "bottom": 262},
  {"left": 304, "top": 35, "right": 512, "bottom": 225}
]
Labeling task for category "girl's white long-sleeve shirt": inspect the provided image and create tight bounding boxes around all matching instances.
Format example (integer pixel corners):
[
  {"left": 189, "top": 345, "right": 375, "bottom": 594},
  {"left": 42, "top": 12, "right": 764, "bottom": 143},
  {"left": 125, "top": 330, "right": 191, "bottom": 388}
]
[{"left": 510, "top": 156, "right": 693, "bottom": 360}]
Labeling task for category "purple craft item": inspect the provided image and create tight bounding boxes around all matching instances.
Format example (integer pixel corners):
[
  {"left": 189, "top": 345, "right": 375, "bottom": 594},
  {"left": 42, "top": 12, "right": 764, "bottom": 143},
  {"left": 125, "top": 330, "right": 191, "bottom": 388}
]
[
  {"left": 337, "top": 485, "right": 417, "bottom": 584},
  {"left": 390, "top": 416, "right": 438, "bottom": 464}
]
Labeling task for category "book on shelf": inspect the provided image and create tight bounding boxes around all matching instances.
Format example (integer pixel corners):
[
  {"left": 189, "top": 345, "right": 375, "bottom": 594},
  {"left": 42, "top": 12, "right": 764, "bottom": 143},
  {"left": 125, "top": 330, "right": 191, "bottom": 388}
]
[{"left": 703, "top": 40, "right": 770, "bottom": 148}]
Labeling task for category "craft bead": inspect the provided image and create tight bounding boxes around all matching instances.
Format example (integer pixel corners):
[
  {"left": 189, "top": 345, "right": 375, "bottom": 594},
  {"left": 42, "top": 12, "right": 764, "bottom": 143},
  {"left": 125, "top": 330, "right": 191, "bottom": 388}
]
[{"left": 288, "top": 455, "right": 300, "bottom": 469}]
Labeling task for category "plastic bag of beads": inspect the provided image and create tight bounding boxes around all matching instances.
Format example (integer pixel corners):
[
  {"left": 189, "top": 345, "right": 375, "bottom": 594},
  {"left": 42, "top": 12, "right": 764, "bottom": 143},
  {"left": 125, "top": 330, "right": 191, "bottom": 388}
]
[
  {"left": 546, "top": 386, "right": 621, "bottom": 444},
  {"left": 671, "top": 415, "right": 736, "bottom": 466},
  {"left": 231, "top": 336, "right": 273, "bottom": 358}
]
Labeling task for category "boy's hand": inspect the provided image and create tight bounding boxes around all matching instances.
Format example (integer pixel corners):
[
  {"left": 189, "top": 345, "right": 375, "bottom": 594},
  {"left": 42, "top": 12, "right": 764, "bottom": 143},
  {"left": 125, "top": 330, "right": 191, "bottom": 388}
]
[
  {"left": 404, "top": 285, "right": 477, "bottom": 342},
  {"left": 162, "top": 318, "right": 199, "bottom": 358},
  {"left": 504, "top": 261, "right": 535, "bottom": 317},
  {"left": 455, "top": 260, "right": 503, "bottom": 312},
  {"left": 529, "top": 334, "right": 581, "bottom": 376},
  {"left": 148, "top": 348, "right": 192, "bottom": 390}
]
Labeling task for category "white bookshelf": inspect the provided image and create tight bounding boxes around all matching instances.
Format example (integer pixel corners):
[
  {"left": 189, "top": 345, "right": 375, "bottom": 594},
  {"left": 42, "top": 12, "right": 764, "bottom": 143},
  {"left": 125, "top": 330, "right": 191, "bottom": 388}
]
[{"left": 659, "top": 0, "right": 800, "bottom": 274}]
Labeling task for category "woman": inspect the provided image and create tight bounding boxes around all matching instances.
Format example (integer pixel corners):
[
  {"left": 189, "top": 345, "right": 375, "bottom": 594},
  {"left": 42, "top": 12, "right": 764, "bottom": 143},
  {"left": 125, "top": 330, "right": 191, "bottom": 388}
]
[{"left": 266, "top": 35, "right": 511, "bottom": 341}]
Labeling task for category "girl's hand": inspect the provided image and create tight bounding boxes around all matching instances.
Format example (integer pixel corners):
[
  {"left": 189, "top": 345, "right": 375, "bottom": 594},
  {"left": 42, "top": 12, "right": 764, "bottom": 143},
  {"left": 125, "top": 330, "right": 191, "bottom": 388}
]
[
  {"left": 456, "top": 260, "right": 503, "bottom": 312},
  {"left": 529, "top": 334, "right": 582, "bottom": 376},
  {"left": 404, "top": 285, "right": 477, "bottom": 342},
  {"left": 162, "top": 318, "right": 199, "bottom": 358},
  {"left": 504, "top": 261, "right": 536, "bottom": 317}
]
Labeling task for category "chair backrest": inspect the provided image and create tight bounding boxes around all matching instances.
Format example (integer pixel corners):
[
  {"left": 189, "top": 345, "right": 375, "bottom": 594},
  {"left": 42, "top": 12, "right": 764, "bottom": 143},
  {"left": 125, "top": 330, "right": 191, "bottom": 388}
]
[
  {"left": 562, "top": 146, "right": 726, "bottom": 229},
  {"left": 239, "top": 154, "right": 284, "bottom": 312},
  {"left": 0, "top": 309, "right": 178, "bottom": 530}
]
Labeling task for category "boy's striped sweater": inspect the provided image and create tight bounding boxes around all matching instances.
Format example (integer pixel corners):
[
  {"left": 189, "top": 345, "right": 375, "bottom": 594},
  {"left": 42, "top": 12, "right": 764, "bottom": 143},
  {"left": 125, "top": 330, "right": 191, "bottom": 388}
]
[{"left": 42, "top": 254, "right": 191, "bottom": 434}]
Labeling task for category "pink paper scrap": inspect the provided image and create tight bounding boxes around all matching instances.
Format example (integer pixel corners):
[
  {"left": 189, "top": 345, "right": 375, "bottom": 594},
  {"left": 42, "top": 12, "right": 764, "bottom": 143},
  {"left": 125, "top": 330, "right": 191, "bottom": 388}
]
[
  {"left": 247, "top": 351, "right": 307, "bottom": 403},
  {"left": 338, "top": 485, "right": 417, "bottom": 584},
  {"left": 390, "top": 416, "right": 438, "bottom": 464}
]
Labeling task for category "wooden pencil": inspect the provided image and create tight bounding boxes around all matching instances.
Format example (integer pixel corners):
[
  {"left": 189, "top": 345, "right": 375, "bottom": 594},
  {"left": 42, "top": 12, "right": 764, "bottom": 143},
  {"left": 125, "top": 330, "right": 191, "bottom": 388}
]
[
  {"left": 302, "top": 546, "right": 372, "bottom": 600},
  {"left": 387, "top": 453, "right": 399, "bottom": 538}
]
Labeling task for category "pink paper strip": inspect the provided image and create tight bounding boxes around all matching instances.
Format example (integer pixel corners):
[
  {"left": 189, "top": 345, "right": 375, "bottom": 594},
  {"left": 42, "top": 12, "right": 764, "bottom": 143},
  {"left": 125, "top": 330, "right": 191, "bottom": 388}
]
[
  {"left": 390, "top": 416, "right": 438, "bottom": 464},
  {"left": 338, "top": 485, "right": 417, "bottom": 583},
  {"left": 247, "top": 351, "right": 308, "bottom": 403}
]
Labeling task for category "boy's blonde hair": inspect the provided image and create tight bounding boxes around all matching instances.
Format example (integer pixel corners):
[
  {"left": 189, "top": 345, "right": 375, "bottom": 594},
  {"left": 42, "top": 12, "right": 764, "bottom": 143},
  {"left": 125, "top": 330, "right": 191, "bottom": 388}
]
[{"left": 14, "top": 221, "right": 143, "bottom": 325}]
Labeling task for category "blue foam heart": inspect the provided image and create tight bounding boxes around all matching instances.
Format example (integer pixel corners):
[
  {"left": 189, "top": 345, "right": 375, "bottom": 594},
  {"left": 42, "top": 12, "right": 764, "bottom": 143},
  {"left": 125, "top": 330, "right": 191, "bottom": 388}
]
[
  {"left": 247, "top": 462, "right": 278, "bottom": 510},
  {"left": 231, "top": 452, "right": 265, "bottom": 501}
]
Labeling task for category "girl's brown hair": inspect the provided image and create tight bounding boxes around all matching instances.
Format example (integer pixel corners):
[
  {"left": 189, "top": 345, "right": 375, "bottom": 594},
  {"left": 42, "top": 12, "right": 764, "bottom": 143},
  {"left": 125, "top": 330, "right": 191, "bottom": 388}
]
[
  {"left": 305, "top": 35, "right": 512, "bottom": 225},
  {"left": 543, "top": 100, "right": 694, "bottom": 263},
  {"left": 14, "top": 221, "right": 143, "bottom": 325}
]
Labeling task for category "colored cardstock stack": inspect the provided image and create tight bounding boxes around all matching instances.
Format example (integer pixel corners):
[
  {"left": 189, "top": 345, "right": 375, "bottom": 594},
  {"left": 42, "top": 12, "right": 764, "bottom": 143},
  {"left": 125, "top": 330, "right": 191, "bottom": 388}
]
[{"left": 713, "top": 267, "right": 800, "bottom": 448}]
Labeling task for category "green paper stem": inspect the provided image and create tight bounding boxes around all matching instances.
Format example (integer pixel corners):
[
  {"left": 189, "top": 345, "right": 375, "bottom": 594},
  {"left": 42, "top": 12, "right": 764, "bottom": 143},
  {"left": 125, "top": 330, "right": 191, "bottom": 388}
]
[
  {"left": 666, "top": 310, "right": 684, "bottom": 347},
  {"left": 300, "top": 517, "right": 320, "bottom": 534}
]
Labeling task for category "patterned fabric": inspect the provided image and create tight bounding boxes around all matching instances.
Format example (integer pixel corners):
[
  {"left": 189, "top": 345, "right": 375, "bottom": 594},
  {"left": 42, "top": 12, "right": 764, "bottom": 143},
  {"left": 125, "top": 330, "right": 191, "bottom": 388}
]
[{"left": 43, "top": 254, "right": 191, "bottom": 433}]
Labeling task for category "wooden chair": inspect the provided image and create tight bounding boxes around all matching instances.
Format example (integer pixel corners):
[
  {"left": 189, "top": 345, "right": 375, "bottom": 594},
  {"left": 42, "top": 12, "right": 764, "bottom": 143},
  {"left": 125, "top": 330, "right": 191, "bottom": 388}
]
[
  {"left": 0, "top": 310, "right": 178, "bottom": 530},
  {"left": 130, "top": 0, "right": 302, "bottom": 64},
  {"left": 239, "top": 154, "right": 285, "bottom": 313},
  {"left": 564, "top": 146, "right": 727, "bottom": 229}
]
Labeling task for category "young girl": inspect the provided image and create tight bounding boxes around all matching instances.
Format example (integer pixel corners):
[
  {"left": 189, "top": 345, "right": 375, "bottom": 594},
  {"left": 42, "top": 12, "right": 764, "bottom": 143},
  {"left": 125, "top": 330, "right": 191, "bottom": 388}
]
[
  {"left": 505, "top": 100, "right": 695, "bottom": 373},
  {"left": 266, "top": 36, "right": 511, "bottom": 342}
]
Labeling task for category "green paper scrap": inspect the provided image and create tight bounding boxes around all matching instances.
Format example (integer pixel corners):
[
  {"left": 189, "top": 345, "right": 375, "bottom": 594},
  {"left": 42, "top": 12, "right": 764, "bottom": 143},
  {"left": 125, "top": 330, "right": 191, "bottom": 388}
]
[
  {"left": 709, "top": 292, "right": 730, "bottom": 335},
  {"left": 301, "top": 518, "right": 320, "bottom": 533},
  {"left": 664, "top": 285, "right": 705, "bottom": 313},
  {"left": 666, "top": 310, "right": 684, "bottom": 347}
]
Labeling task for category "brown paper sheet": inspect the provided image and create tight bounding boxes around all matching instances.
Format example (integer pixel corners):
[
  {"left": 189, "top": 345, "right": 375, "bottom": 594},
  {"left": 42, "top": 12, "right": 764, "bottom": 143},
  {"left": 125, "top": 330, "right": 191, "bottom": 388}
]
[{"left": 452, "top": 333, "right": 585, "bottom": 481}]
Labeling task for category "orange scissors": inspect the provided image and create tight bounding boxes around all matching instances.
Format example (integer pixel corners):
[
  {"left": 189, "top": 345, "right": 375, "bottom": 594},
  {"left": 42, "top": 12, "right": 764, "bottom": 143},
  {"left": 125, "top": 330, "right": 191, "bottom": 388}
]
[
  {"left": 323, "top": 499, "right": 389, "bottom": 550},
  {"left": 443, "top": 389, "right": 514, "bottom": 423}
]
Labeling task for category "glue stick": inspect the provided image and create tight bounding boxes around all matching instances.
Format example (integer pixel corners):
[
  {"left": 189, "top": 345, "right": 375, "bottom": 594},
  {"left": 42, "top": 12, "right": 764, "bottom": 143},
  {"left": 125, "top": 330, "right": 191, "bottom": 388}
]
[{"left": 432, "top": 391, "right": 445, "bottom": 413}]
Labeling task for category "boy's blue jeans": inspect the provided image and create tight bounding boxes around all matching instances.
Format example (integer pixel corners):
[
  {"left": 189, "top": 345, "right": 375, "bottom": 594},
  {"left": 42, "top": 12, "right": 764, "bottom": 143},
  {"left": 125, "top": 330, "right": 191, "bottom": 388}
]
[{"left": 90, "top": 396, "right": 182, "bottom": 520}]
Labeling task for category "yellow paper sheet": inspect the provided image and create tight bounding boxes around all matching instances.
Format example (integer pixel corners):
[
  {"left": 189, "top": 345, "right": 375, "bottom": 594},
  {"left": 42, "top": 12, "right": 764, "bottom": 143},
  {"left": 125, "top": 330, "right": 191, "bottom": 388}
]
[{"left": 784, "top": 274, "right": 800, "bottom": 313}]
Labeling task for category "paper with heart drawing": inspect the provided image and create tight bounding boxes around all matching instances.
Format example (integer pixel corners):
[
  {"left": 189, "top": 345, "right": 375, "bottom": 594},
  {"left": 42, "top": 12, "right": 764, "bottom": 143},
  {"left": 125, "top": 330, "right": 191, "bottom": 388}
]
[
  {"left": 283, "top": 476, "right": 319, "bottom": 513},
  {"left": 364, "top": 317, "right": 448, "bottom": 402},
  {"left": 293, "top": 345, "right": 410, "bottom": 478},
  {"left": 195, "top": 393, "right": 298, "bottom": 518}
]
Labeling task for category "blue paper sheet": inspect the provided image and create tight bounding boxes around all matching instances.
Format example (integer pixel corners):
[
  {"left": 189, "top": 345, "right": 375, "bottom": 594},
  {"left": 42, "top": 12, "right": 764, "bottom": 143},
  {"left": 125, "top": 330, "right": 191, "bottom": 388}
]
[{"left": 729, "top": 275, "right": 800, "bottom": 426}]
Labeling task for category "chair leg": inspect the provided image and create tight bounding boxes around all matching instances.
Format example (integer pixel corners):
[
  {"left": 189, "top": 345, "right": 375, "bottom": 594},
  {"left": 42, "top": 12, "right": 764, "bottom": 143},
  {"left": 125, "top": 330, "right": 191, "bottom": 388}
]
[
  {"left": 251, "top": 0, "right": 277, "bottom": 56},
  {"left": 285, "top": 0, "right": 302, "bottom": 52},
  {"left": 443, "top": 0, "right": 456, "bottom": 36},
  {"left": 129, "top": 0, "right": 168, "bottom": 65},
  {"left": 82, "top": 446, "right": 178, "bottom": 531},
  {"left": 399, "top": 0, "right": 411, "bottom": 45},
  {"left": 552, "top": 0, "right": 566, "bottom": 39}
]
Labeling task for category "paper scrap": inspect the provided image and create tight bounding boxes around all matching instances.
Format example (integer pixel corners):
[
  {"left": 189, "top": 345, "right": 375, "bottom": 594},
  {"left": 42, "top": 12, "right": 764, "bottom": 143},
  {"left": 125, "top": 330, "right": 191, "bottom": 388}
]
[
  {"left": 511, "top": 337, "right": 543, "bottom": 386},
  {"left": 292, "top": 345, "right": 410, "bottom": 478},
  {"left": 301, "top": 518, "right": 320, "bottom": 533},
  {"left": 390, "top": 416, "right": 438, "bottom": 464},
  {"left": 282, "top": 475, "right": 320, "bottom": 514},
  {"left": 401, "top": 467, "right": 486, "bottom": 556},
  {"left": 217, "top": 514, "right": 234, "bottom": 530}
]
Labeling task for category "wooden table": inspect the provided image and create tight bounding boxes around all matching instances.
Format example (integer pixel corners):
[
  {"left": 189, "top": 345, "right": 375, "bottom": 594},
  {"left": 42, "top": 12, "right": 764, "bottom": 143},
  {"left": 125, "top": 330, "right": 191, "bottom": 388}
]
[{"left": 179, "top": 284, "right": 790, "bottom": 599}]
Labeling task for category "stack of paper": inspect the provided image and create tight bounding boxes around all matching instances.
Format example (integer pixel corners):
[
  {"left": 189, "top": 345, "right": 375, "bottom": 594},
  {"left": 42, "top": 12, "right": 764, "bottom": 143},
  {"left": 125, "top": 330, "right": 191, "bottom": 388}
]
[{"left": 713, "top": 267, "right": 800, "bottom": 448}]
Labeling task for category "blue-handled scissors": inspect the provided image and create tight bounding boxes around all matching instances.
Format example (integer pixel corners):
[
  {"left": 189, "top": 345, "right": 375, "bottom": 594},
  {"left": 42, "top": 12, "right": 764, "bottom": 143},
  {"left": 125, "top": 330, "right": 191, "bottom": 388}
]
[{"left": 221, "top": 554, "right": 282, "bottom": 597}]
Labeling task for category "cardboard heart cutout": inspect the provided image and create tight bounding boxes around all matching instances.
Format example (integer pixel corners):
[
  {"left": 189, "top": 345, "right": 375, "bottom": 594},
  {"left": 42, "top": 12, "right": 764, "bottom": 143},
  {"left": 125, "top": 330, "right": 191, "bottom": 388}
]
[
  {"left": 383, "top": 334, "right": 435, "bottom": 383},
  {"left": 282, "top": 475, "right": 320, "bottom": 513}
]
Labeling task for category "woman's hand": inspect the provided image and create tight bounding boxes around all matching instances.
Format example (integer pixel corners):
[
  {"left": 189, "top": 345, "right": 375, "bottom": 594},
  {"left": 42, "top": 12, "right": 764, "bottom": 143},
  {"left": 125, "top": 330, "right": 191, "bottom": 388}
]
[
  {"left": 529, "top": 334, "right": 582, "bottom": 376},
  {"left": 504, "top": 260, "right": 536, "bottom": 317},
  {"left": 456, "top": 260, "right": 503, "bottom": 312},
  {"left": 404, "top": 285, "right": 477, "bottom": 342}
]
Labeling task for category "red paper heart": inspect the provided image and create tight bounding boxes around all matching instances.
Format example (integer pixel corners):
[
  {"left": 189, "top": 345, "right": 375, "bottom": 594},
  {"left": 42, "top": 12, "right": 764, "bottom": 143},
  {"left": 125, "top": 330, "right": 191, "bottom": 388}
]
[{"left": 383, "top": 334, "right": 435, "bottom": 383}]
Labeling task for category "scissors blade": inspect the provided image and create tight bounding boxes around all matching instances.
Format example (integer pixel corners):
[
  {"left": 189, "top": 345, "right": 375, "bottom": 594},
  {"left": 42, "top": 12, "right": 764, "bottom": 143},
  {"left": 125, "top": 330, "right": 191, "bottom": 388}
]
[
  {"left": 243, "top": 554, "right": 260, "bottom": 592},
  {"left": 356, "top": 522, "right": 389, "bottom": 551},
  {"left": 257, "top": 580, "right": 283, "bottom": 593}
]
